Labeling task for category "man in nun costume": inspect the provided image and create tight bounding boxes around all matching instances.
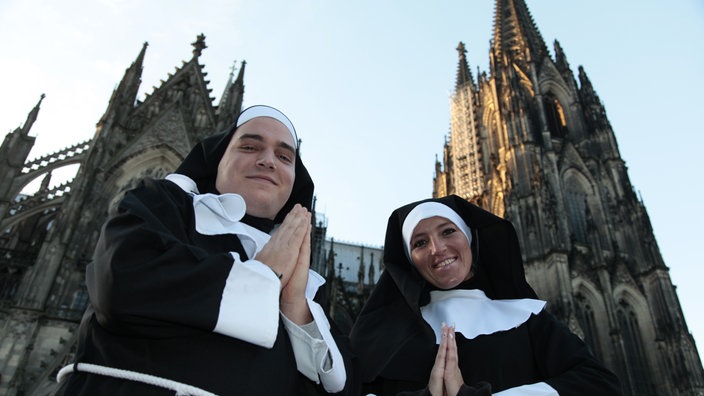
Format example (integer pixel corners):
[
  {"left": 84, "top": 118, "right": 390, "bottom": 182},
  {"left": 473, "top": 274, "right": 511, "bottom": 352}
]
[
  {"left": 349, "top": 195, "right": 621, "bottom": 395},
  {"left": 55, "top": 105, "right": 358, "bottom": 396}
]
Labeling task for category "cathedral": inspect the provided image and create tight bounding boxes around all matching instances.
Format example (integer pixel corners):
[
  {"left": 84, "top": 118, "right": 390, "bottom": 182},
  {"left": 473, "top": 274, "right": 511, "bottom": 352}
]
[
  {"left": 0, "top": 1, "right": 702, "bottom": 395},
  {"left": 432, "top": 1, "right": 704, "bottom": 395}
]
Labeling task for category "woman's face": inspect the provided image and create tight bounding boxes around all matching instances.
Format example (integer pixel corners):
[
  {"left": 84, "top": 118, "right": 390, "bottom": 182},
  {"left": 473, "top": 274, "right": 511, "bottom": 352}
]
[{"left": 409, "top": 216, "right": 473, "bottom": 289}]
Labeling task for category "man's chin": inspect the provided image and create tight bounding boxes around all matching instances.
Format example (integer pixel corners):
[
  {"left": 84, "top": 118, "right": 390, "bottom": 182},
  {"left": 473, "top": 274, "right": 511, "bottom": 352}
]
[{"left": 242, "top": 195, "right": 285, "bottom": 219}]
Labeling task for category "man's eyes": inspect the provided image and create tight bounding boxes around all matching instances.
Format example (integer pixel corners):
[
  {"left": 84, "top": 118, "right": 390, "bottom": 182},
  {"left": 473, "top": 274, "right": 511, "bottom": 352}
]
[
  {"left": 240, "top": 145, "right": 256, "bottom": 151},
  {"left": 238, "top": 144, "right": 293, "bottom": 163},
  {"left": 278, "top": 153, "right": 294, "bottom": 163}
]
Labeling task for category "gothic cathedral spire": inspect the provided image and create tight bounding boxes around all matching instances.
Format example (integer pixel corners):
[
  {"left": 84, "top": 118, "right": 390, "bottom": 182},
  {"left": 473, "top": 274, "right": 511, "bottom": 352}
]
[
  {"left": 215, "top": 60, "right": 246, "bottom": 132},
  {"left": 492, "top": 0, "right": 548, "bottom": 69},
  {"left": 455, "top": 42, "right": 476, "bottom": 91},
  {"left": 434, "top": 1, "right": 704, "bottom": 394},
  {"left": 98, "top": 42, "right": 147, "bottom": 128}
]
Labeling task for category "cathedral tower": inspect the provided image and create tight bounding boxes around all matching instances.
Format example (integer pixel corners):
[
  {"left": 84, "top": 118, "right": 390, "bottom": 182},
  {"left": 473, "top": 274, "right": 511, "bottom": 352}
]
[{"left": 433, "top": 1, "right": 704, "bottom": 395}]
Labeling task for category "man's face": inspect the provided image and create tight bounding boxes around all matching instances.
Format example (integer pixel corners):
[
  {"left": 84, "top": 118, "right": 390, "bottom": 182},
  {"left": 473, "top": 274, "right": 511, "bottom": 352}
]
[{"left": 215, "top": 117, "right": 296, "bottom": 220}]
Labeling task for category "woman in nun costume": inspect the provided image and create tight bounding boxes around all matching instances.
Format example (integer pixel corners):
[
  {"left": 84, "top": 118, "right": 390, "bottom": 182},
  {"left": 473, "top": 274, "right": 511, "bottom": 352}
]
[
  {"left": 55, "top": 105, "right": 358, "bottom": 396},
  {"left": 349, "top": 195, "right": 621, "bottom": 395}
]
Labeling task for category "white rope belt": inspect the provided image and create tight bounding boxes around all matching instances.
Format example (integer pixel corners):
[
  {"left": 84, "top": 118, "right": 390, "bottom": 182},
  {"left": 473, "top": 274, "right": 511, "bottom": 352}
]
[{"left": 57, "top": 362, "right": 218, "bottom": 396}]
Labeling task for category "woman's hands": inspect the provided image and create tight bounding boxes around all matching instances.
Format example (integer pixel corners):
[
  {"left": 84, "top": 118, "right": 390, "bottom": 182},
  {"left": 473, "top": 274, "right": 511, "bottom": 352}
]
[
  {"left": 254, "top": 204, "right": 313, "bottom": 325},
  {"left": 429, "top": 324, "right": 466, "bottom": 396}
]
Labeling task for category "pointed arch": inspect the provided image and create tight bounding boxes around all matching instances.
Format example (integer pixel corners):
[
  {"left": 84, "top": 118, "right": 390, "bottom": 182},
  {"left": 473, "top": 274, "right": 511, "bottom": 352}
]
[
  {"left": 482, "top": 100, "right": 504, "bottom": 155},
  {"left": 613, "top": 284, "right": 657, "bottom": 395},
  {"left": 562, "top": 169, "right": 592, "bottom": 244},
  {"left": 538, "top": 71, "right": 579, "bottom": 139},
  {"left": 105, "top": 145, "right": 184, "bottom": 214},
  {"left": 543, "top": 93, "right": 568, "bottom": 139},
  {"left": 572, "top": 279, "right": 609, "bottom": 361}
]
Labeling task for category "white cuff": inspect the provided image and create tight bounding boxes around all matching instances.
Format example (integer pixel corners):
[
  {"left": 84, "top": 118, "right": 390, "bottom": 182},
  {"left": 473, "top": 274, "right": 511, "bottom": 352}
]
[
  {"left": 280, "top": 298, "right": 346, "bottom": 393},
  {"left": 281, "top": 313, "right": 328, "bottom": 381},
  {"left": 494, "top": 382, "right": 558, "bottom": 396},
  {"left": 213, "top": 253, "right": 281, "bottom": 348},
  {"left": 306, "top": 299, "right": 346, "bottom": 392}
]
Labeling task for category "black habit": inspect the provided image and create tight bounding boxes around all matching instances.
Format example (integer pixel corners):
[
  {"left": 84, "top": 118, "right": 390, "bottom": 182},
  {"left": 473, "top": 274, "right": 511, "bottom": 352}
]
[
  {"left": 349, "top": 195, "right": 621, "bottom": 396},
  {"left": 55, "top": 108, "right": 357, "bottom": 396}
]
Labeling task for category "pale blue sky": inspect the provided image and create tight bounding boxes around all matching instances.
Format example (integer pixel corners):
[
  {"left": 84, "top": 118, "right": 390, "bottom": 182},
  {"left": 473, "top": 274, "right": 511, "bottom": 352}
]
[{"left": 2, "top": 0, "right": 703, "bottom": 355}]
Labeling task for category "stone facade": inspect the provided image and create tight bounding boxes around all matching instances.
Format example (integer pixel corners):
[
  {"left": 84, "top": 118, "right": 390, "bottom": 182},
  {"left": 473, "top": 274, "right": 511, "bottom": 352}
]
[{"left": 432, "top": 1, "right": 704, "bottom": 395}]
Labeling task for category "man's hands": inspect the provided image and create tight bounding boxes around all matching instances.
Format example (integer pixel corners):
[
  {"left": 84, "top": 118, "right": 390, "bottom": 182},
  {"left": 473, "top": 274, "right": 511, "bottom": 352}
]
[
  {"left": 254, "top": 204, "right": 313, "bottom": 325},
  {"left": 429, "top": 324, "right": 466, "bottom": 396}
]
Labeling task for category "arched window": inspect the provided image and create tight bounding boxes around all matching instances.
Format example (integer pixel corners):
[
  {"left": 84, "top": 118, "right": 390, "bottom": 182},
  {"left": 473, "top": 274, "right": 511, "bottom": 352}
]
[
  {"left": 70, "top": 286, "right": 89, "bottom": 313},
  {"left": 544, "top": 94, "right": 568, "bottom": 138},
  {"left": 0, "top": 245, "right": 36, "bottom": 302},
  {"left": 617, "top": 300, "right": 653, "bottom": 395},
  {"left": 0, "top": 261, "right": 24, "bottom": 301},
  {"left": 564, "top": 179, "right": 588, "bottom": 243},
  {"left": 575, "top": 293, "right": 602, "bottom": 360}
]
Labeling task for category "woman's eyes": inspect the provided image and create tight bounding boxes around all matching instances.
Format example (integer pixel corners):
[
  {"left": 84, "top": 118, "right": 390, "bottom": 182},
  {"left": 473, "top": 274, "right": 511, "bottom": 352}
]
[
  {"left": 442, "top": 228, "right": 457, "bottom": 236},
  {"left": 412, "top": 239, "right": 427, "bottom": 249},
  {"left": 412, "top": 228, "right": 458, "bottom": 249}
]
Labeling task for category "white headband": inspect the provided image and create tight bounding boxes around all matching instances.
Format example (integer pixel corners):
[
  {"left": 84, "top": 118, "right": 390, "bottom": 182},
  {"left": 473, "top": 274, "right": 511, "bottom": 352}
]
[
  {"left": 402, "top": 202, "right": 473, "bottom": 259},
  {"left": 236, "top": 105, "right": 298, "bottom": 148}
]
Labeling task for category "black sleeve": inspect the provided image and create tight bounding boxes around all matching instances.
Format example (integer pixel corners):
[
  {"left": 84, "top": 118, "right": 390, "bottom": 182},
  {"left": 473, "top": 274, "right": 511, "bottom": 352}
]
[
  {"left": 86, "top": 179, "right": 236, "bottom": 337},
  {"left": 531, "top": 310, "right": 623, "bottom": 395},
  {"left": 332, "top": 324, "right": 363, "bottom": 396},
  {"left": 396, "top": 387, "right": 431, "bottom": 396},
  {"left": 362, "top": 377, "right": 490, "bottom": 396},
  {"left": 397, "top": 383, "right": 491, "bottom": 396}
]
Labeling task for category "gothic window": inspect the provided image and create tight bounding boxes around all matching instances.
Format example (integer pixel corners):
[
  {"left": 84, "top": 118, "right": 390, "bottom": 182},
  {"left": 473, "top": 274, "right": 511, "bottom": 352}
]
[
  {"left": 0, "top": 243, "right": 36, "bottom": 302},
  {"left": 575, "top": 293, "right": 602, "bottom": 360},
  {"left": 544, "top": 95, "right": 568, "bottom": 139},
  {"left": 565, "top": 185, "right": 588, "bottom": 243},
  {"left": 70, "top": 286, "right": 89, "bottom": 313},
  {"left": 0, "top": 263, "right": 23, "bottom": 302},
  {"left": 654, "top": 288, "right": 674, "bottom": 334},
  {"left": 617, "top": 300, "right": 653, "bottom": 395}
]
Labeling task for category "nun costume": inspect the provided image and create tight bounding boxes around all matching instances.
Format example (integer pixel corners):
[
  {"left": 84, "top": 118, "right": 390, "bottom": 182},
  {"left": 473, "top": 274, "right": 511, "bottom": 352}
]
[
  {"left": 349, "top": 195, "right": 621, "bottom": 395},
  {"left": 55, "top": 106, "right": 357, "bottom": 396}
]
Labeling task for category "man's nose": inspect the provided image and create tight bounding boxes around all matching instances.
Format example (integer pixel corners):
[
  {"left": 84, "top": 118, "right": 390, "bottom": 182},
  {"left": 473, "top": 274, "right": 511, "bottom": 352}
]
[{"left": 256, "top": 149, "right": 276, "bottom": 169}]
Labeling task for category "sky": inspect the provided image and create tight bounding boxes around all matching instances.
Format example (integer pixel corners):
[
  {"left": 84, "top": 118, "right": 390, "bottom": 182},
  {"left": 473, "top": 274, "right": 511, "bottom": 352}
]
[{"left": 2, "top": 0, "right": 703, "bottom": 358}]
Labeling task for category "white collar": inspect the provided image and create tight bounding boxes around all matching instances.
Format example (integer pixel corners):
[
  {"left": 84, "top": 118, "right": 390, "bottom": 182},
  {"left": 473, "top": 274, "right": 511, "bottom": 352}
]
[
  {"left": 165, "top": 173, "right": 199, "bottom": 194},
  {"left": 165, "top": 173, "right": 269, "bottom": 256},
  {"left": 421, "top": 289, "right": 546, "bottom": 343},
  {"left": 165, "top": 174, "right": 325, "bottom": 299}
]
